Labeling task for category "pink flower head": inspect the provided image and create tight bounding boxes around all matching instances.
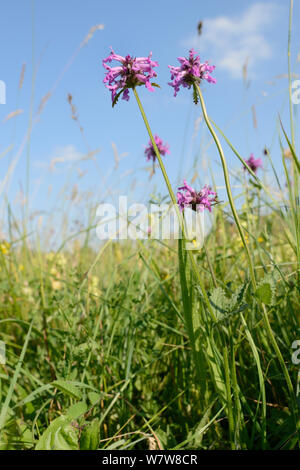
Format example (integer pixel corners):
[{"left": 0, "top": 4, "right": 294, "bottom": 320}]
[
  {"left": 103, "top": 48, "right": 159, "bottom": 105},
  {"left": 168, "top": 49, "right": 216, "bottom": 97},
  {"left": 144, "top": 135, "right": 170, "bottom": 162},
  {"left": 177, "top": 180, "right": 217, "bottom": 212},
  {"left": 243, "top": 154, "right": 263, "bottom": 174}
]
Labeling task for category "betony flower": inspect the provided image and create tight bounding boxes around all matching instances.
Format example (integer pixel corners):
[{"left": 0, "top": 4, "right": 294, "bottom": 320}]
[
  {"left": 177, "top": 180, "right": 217, "bottom": 212},
  {"left": 144, "top": 135, "right": 170, "bottom": 162},
  {"left": 103, "top": 48, "right": 159, "bottom": 105},
  {"left": 168, "top": 49, "right": 216, "bottom": 97},
  {"left": 243, "top": 154, "right": 263, "bottom": 174}
]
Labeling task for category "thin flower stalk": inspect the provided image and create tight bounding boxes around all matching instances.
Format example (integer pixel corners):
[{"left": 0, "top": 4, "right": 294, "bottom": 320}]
[
  {"left": 195, "top": 83, "right": 257, "bottom": 289},
  {"left": 133, "top": 87, "right": 217, "bottom": 326},
  {"left": 195, "top": 84, "right": 298, "bottom": 431}
]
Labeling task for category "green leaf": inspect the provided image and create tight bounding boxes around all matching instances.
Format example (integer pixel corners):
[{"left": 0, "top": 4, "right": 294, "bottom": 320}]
[
  {"left": 105, "top": 439, "right": 127, "bottom": 450},
  {"left": 188, "top": 399, "right": 217, "bottom": 448},
  {"left": 35, "top": 416, "right": 79, "bottom": 450},
  {"left": 0, "top": 320, "right": 34, "bottom": 432},
  {"left": 255, "top": 273, "right": 277, "bottom": 306},
  {"left": 80, "top": 419, "right": 100, "bottom": 450},
  {"left": 88, "top": 392, "right": 101, "bottom": 405},
  {"left": 229, "top": 282, "right": 249, "bottom": 311},
  {"left": 255, "top": 283, "right": 272, "bottom": 305},
  {"left": 249, "top": 179, "right": 262, "bottom": 189},
  {"left": 208, "top": 283, "right": 249, "bottom": 325},
  {"left": 52, "top": 380, "right": 82, "bottom": 400},
  {"left": 279, "top": 117, "right": 300, "bottom": 174},
  {"left": 66, "top": 401, "right": 88, "bottom": 419},
  {"left": 209, "top": 287, "right": 229, "bottom": 320},
  {"left": 150, "top": 82, "right": 161, "bottom": 88}
]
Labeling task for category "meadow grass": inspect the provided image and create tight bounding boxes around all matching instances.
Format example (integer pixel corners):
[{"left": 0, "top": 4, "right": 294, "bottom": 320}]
[
  {"left": 0, "top": 185, "right": 299, "bottom": 450},
  {"left": 0, "top": 1, "right": 299, "bottom": 451}
]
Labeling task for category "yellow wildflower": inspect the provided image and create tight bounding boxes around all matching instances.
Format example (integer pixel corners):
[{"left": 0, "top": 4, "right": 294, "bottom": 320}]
[
  {"left": 51, "top": 280, "right": 63, "bottom": 290},
  {"left": 237, "top": 234, "right": 249, "bottom": 249},
  {"left": 0, "top": 241, "right": 10, "bottom": 255},
  {"left": 89, "top": 275, "right": 100, "bottom": 296},
  {"left": 50, "top": 267, "right": 62, "bottom": 290},
  {"left": 46, "top": 252, "right": 55, "bottom": 262},
  {"left": 56, "top": 253, "right": 67, "bottom": 267},
  {"left": 50, "top": 267, "right": 59, "bottom": 276}
]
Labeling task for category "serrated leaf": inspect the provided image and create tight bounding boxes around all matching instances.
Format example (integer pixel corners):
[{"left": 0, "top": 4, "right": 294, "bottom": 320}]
[
  {"left": 255, "top": 283, "right": 272, "bottom": 305},
  {"left": 52, "top": 380, "right": 82, "bottom": 400},
  {"left": 229, "top": 282, "right": 249, "bottom": 310},
  {"left": 209, "top": 287, "right": 229, "bottom": 320},
  {"left": 209, "top": 283, "right": 249, "bottom": 325},
  {"left": 255, "top": 272, "right": 277, "bottom": 305}
]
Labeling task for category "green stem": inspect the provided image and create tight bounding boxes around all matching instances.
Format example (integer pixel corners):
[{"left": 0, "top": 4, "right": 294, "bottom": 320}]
[
  {"left": 240, "top": 313, "right": 266, "bottom": 448},
  {"left": 223, "top": 346, "right": 235, "bottom": 449},
  {"left": 287, "top": 0, "right": 299, "bottom": 286},
  {"left": 195, "top": 84, "right": 257, "bottom": 290},
  {"left": 204, "top": 241, "right": 217, "bottom": 288},
  {"left": 262, "top": 303, "right": 299, "bottom": 445},
  {"left": 133, "top": 87, "right": 216, "bottom": 322},
  {"left": 133, "top": 88, "right": 177, "bottom": 206},
  {"left": 261, "top": 304, "right": 298, "bottom": 417},
  {"left": 196, "top": 84, "right": 299, "bottom": 438}
]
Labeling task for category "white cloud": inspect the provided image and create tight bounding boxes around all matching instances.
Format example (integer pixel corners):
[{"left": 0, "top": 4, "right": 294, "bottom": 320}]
[
  {"left": 49, "top": 145, "right": 82, "bottom": 171},
  {"left": 183, "top": 2, "right": 280, "bottom": 79},
  {"left": 44, "top": 145, "right": 101, "bottom": 171}
]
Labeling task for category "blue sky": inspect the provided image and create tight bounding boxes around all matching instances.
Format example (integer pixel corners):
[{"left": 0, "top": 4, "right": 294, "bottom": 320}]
[{"left": 0, "top": 0, "right": 299, "bottom": 236}]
